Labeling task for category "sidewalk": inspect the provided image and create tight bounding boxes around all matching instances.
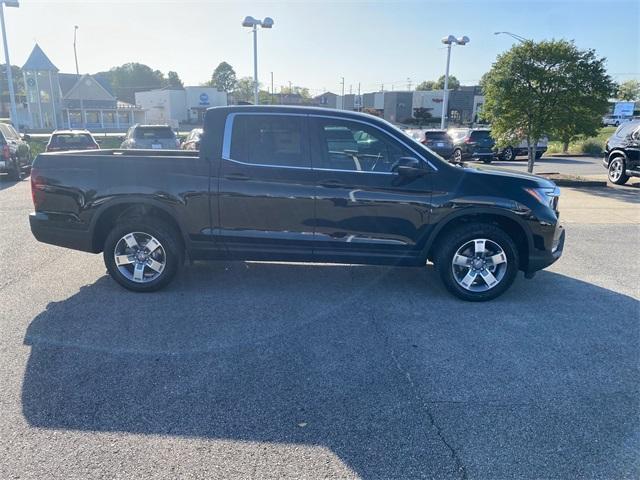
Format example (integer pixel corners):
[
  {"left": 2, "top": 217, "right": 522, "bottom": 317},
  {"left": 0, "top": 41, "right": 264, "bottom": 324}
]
[{"left": 559, "top": 187, "right": 640, "bottom": 224}]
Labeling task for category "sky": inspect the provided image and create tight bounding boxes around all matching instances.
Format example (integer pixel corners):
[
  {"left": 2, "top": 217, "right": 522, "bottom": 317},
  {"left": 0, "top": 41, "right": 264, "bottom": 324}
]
[{"left": 5, "top": 0, "right": 640, "bottom": 96}]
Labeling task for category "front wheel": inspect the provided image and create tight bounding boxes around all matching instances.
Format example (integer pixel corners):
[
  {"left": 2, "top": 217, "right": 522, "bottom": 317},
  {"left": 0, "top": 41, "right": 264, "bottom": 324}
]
[
  {"left": 435, "top": 223, "right": 519, "bottom": 301},
  {"left": 452, "top": 148, "right": 462, "bottom": 163},
  {"left": 103, "top": 218, "right": 182, "bottom": 292},
  {"left": 608, "top": 157, "right": 629, "bottom": 185}
]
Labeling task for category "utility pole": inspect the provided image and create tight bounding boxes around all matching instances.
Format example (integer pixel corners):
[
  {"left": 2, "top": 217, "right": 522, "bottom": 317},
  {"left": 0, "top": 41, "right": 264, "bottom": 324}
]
[
  {"left": 340, "top": 77, "right": 345, "bottom": 109},
  {"left": 73, "top": 25, "right": 83, "bottom": 128},
  {"left": 357, "top": 82, "right": 361, "bottom": 111},
  {"left": 381, "top": 83, "right": 384, "bottom": 92},
  {"left": 407, "top": 77, "right": 412, "bottom": 90},
  {"left": 270, "top": 71, "right": 274, "bottom": 104},
  {"left": 0, "top": 1, "right": 18, "bottom": 131},
  {"left": 288, "top": 80, "right": 292, "bottom": 92}
]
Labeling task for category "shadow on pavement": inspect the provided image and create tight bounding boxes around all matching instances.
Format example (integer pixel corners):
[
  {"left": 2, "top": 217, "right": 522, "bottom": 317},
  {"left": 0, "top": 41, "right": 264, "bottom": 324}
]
[
  {"left": 571, "top": 185, "right": 640, "bottom": 204},
  {"left": 0, "top": 175, "right": 27, "bottom": 191},
  {"left": 21, "top": 262, "right": 640, "bottom": 478}
]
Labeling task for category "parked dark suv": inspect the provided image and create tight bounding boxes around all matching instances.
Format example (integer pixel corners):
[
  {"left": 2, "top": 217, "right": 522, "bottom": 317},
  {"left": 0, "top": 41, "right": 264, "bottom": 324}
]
[
  {"left": 603, "top": 120, "right": 640, "bottom": 185},
  {"left": 448, "top": 128, "right": 495, "bottom": 163},
  {"left": 0, "top": 122, "right": 31, "bottom": 180},
  {"left": 30, "top": 106, "right": 565, "bottom": 301}
]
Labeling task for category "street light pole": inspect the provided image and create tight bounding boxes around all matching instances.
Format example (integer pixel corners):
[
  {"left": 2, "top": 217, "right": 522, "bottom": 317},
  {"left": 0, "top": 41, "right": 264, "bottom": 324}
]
[
  {"left": 494, "top": 31, "right": 529, "bottom": 43},
  {"left": 440, "top": 34, "right": 469, "bottom": 130},
  {"left": 0, "top": 0, "right": 19, "bottom": 130},
  {"left": 440, "top": 43, "right": 452, "bottom": 130},
  {"left": 242, "top": 16, "right": 273, "bottom": 106}
]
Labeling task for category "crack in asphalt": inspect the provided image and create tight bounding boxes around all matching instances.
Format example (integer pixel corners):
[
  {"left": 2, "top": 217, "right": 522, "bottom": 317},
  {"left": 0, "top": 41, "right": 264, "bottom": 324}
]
[{"left": 370, "top": 310, "right": 468, "bottom": 480}]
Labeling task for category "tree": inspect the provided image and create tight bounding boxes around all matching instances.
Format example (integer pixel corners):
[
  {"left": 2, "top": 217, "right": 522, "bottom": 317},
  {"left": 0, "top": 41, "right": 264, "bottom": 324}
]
[
  {"left": 416, "top": 80, "right": 436, "bottom": 91},
  {"left": 209, "top": 62, "right": 237, "bottom": 92},
  {"left": 96, "top": 63, "right": 166, "bottom": 103},
  {"left": 616, "top": 80, "right": 640, "bottom": 101},
  {"left": 165, "top": 71, "right": 184, "bottom": 89},
  {"left": 435, "top": 75, "right": 460, "bottom": 90},
  {"left": 233, "top": 77, "right": 256, "bottom": 103},
  {"left": 481, "top": 40, "right": 614, "bottom": 172}
]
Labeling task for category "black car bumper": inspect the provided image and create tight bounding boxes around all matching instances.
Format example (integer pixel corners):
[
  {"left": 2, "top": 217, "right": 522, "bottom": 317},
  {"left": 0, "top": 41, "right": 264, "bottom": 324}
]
[
  {"left": 30, "top": 212, "right": 95, "bottom": 253},
  {"left": 526, "top": 226, "right": 565, "bottom": 273}
]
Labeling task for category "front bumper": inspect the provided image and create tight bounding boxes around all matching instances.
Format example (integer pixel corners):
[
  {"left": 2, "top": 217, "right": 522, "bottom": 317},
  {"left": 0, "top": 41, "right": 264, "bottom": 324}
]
[
  {"left": 526, "top": 226, "right": 565, "bottom": 273},
  {"left": 30, "top": 212, "right": 95, "bottom": 253}
]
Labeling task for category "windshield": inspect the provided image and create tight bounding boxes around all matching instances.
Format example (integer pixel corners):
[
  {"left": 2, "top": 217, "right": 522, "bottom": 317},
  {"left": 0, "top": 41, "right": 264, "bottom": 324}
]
[{"left": 134, "top": 127, "right": 175, "bottom": 140}]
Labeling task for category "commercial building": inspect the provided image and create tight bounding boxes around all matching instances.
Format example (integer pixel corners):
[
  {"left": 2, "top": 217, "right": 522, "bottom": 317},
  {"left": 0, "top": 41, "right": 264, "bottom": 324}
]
[
  {"left": 21, "top": 44, "right": 145, "bottom": 131},
  {"left": 135, "top": 86, "right": 227, "bottom": 126}
]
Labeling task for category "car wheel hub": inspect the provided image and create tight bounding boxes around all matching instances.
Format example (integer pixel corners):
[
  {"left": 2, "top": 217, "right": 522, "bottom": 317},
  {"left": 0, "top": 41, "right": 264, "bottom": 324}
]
[
  {"left": 114, "top": 232, "right": 166, "bottom": 283},
  {"left": 451, "top": 238, "right": 508, "bottom": 292}
]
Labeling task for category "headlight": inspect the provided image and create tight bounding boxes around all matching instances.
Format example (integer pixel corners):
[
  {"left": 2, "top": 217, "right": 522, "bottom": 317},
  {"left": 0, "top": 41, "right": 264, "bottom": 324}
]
[{"left": 524, "top": 186, "right": 560, "bottom": 210}]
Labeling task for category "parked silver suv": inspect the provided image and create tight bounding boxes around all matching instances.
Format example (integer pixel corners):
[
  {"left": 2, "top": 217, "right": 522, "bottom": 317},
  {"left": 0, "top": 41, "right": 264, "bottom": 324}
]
[{"left": 120, "top": 124, "right": 180, "bottom": 150}]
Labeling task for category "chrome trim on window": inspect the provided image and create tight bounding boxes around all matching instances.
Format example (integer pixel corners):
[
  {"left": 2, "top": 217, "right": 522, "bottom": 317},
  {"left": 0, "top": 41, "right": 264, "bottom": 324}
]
[{"left": 221, "top": 110, "right": 439, "bottom": 172}]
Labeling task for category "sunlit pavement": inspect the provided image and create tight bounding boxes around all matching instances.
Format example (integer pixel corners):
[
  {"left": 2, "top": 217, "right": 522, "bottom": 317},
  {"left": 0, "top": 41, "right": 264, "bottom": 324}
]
[{"left": 1, "top": 177, "right": 638, "bottom": 479}]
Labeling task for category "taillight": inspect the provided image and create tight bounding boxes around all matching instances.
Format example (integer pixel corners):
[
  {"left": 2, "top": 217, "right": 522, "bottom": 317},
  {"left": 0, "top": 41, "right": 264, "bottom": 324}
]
[
  {"left": 464, "top": 137, "right": 473, "bottom": 144},
  {"left": 2, "top": 144, "right": 9, "bottom": 159},
  {"left": 30, "top": 167, "right": 43, "bottom": 210}
]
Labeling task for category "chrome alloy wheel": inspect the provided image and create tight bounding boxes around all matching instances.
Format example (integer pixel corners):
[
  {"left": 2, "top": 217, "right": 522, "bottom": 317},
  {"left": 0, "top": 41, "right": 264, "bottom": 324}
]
[
  {"left": 113, "top": 232, "right": 166, "bottom": 283},
  {"left": 608, "top": 158, "right": 623, "bottom": 182},
  {"left": 451, "top": 238, "right": 508, "bottom": 292}
]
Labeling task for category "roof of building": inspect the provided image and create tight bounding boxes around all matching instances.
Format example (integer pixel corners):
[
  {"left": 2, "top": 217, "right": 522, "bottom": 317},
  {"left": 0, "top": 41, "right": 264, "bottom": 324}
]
[
  {"left": 22, "top": 44, "right": 58, "bottom": 71},
  {"left": 58, "top": 73, "right": 116, "bottom": 99}
]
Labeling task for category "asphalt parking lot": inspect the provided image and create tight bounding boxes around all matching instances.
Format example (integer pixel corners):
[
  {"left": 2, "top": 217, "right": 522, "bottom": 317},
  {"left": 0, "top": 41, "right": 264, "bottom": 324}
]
[{"left": 0, "top": 176, "right": 638, "bottom": 479}]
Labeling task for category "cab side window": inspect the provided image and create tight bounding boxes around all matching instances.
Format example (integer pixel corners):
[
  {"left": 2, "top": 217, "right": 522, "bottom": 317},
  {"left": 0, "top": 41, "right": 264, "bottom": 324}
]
[
  {"left": 229, "top": 115, "right": 308, "bottom": 168},
  {"left": 311, "top": 118, "right": 416, "bottom": 173}
]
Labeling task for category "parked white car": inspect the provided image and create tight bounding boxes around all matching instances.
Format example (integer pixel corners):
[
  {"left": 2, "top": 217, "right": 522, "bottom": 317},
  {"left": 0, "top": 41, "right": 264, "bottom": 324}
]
[{"left": 497, "top": 137, "right": 548, "bottom": 161}]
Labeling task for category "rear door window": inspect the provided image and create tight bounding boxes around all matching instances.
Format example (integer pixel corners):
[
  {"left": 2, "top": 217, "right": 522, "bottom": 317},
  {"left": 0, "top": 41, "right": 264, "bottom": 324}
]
[
  {"left": 50, "top": 133, "right": 95, "bottom": 148},
  {"left": 229, "top": 115, "right": 308, "bottom": 168}
]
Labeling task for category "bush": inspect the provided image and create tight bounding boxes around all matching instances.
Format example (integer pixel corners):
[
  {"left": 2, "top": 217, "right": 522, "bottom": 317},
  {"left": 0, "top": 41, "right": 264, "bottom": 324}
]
[{"left": 579, "top": 139, "right": 603, "bottom": 155}]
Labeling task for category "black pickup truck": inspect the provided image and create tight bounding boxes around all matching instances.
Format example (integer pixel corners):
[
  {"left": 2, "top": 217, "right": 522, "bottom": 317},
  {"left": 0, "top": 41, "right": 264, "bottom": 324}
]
[{"left": 30, "top": 106, "right": 564, "bottom": 301}]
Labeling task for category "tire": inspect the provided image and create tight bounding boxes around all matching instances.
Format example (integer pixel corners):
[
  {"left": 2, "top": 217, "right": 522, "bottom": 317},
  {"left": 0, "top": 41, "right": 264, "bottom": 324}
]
[
  {"left": 607, "top": 156, "right": 629, "bottom": 185},
  {"left": 535, "top": 151, "right": 543, "bottom": 160},
  {"left": 501, "top": 146, "right": 515, "bottom": 161},
  {"left": 6, "top": 161, "right": 21, "bottom": 181},
  {"left": 481, "top": 158, "right": 492, "bottom": 164},
  {"left": 435, "top": 223, "right": 519, "bottom": 301},
  {"left": 103, "top": 218, "right": 182, "bottom": 292},
  {"left": 452, "top": 148, "right": 462, "bottom": 163}
]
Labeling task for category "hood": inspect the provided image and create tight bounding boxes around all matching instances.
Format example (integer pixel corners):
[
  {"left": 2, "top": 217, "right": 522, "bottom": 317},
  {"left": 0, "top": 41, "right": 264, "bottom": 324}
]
[{"left": 465, "top": 164, "right": 556, "bottom": 189}]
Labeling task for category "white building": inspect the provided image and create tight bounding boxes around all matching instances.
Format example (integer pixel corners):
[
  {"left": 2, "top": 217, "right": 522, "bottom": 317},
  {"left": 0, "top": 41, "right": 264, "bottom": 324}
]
[{"left": 135, "top": 87, "right": 227, "bottom": 127}]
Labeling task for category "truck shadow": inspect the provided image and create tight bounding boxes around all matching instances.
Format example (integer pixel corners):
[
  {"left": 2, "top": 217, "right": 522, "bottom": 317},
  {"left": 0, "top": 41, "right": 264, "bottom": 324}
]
[{"left": 21, "top": 263, "right": 640, "bottom": 478}]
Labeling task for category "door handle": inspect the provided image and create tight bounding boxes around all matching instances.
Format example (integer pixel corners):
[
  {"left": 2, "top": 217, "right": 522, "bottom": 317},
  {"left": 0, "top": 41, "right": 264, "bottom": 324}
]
[{"left": 226, "top": 173, "right": 250, "bottom": 181}]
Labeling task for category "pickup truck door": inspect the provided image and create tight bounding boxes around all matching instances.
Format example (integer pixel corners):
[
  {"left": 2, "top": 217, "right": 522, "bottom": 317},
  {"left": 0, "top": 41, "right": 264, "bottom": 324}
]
[
  {"left": 217, "top": 113, "right": 316, "bottom": 259},
  {"left": 308, "top": 116, "right": 433, "bottom": 263}
]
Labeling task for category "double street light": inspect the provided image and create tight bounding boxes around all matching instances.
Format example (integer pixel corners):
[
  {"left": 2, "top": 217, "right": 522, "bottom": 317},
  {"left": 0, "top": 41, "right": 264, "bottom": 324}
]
[
  {"left": 440, "top": 34, "right": 469, "bottom": 129},
  {"left": 242, "top": 15, "right": 274, "bottom": 105},
  {"left": 0, "top": 0, "right": 19, "bottom": 130}
]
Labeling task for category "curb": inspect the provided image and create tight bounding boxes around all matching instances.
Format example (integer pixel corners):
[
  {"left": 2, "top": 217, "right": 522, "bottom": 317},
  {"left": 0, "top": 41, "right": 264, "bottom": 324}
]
[{"left": 548, "top": 178, "right": 608, "bottom": 187}]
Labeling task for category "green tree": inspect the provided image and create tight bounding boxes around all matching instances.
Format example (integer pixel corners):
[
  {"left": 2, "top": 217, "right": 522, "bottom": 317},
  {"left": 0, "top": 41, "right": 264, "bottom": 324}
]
[
  {"left": 233, "top": 77, "right": 256, "bottom": 103},
  {"left": 616, "top": 79, "right": 640, "bottom": 101},
  {"left": 435, "top": 75, "right": 460, "bottom": 90},
  {"left": 209, "top": 62, "right": 237, "bottom": 92},
  {"left": 96, "top": 63, "right": 166, "bottom": 103},
  {"left": 416, "top": 80, "right": 436, "bottom": 91},
  {"left": 481, "top": 40, "right": 614, "bottom": 172},
  {"left": 165, "top": 71, "right": 184, "bottom": 89}
]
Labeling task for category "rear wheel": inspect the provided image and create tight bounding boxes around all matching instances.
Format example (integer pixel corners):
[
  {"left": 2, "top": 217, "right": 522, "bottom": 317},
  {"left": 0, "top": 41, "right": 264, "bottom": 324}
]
[
  {"left": 501, "top": 146, "right": 515, "bottom": 161},
  {"left": 435, "top": 223, "right": 519, "bottom": 301},
  {"left": 608, "top": 157, "right": 629, "bottom": 185},
  {"left": 452, "top": 148, "right": 462, "bottom": 163},
  {"left": 103, "top": 218, "right": 182, "bottom": 292},
  {"left": 6, "top": 161, "right": 21, "bottom": 181}
]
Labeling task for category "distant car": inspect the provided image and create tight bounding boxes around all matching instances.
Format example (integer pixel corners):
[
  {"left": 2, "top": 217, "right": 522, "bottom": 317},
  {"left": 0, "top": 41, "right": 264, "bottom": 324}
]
[
  {"left": 45, "top": 130, "right": 100, "bottom": 152},
  {"left": 181, "top": 128, "right": 203, "bottom": 150},
  {"left": 120, "top": 124, "right": 180, "bottom": 150},
  {"left": 0, "top": 122, "right": 31, "bottom": 180},
  {"left": 448, "top": 128, "right": 495, "bottom": 163},
  {"left": 496, "top": 137, "right": 548, "bottom": 161},
  {"left": 602, "top": 115, "right": 633, "bottom": 127},
  {"left": 406, "top": 129, "right": 454, "bottom": 159},
  {"left": 602, "top": 120, "right": 640, "bottom": 185}
]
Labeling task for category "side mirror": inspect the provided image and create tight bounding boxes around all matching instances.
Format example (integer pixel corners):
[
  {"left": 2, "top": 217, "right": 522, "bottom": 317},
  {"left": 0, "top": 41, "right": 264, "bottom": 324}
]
[
  {"left": 394, "top": 157, "right": 425, "bottom": 177},
  {"left": 22, "top": 134, "right": 30, "bottom": 141}
]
